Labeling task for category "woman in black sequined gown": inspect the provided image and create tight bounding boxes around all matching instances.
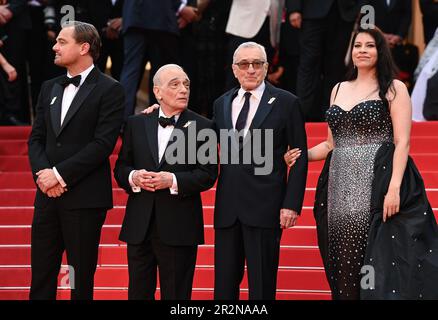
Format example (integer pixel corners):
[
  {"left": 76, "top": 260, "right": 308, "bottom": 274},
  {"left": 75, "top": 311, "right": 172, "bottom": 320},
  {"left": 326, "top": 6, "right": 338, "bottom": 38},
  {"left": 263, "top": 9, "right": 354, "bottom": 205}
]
[{"left": 285, "top": 27, "right": 414, "bottom": 299}]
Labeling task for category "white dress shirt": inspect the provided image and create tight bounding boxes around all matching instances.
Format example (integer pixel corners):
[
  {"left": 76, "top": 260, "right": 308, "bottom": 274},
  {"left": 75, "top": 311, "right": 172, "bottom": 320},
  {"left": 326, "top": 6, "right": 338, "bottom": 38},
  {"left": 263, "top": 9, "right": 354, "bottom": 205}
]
[
  {"left": 226, "top": 0, "right": 271, "bottom": 39},
  {"left": 232, "top": 82, "right": 266, "bottom": 137},
  {"left": 53, "top": 64, "right": 95, "bottom": 187},
  {"left": 128, "top": 108, "right": 179, "bottom": 194}
]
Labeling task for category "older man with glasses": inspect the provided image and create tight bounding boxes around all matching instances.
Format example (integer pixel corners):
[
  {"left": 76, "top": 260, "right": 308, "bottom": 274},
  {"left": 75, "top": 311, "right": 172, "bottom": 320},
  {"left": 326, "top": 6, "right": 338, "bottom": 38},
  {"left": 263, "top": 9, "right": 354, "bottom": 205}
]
[{"left": 212, "top": 41, "right": 308, "bottom": 300}]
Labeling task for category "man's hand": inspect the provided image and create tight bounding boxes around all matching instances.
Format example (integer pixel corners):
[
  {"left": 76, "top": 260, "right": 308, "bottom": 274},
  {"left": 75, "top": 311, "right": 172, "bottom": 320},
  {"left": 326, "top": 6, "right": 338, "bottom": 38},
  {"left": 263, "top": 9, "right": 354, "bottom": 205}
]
[
  {"left": 289, "top": 12, "right": 302, "bottom": 29},
  {"left": 0, "top": 5, "right": 13, "bottom": 25},
  {"left": 148, "top": 171, "right": 173, "bottom": 191},
  {"left": 133, "top": 169, "right": 155, "bottom": 192},
  {"left": 389, "top": 34, "right": 402, "bottom": 47},
  {"left": 105, "top": 18, "right": 122, "bottom": 40},
  {"left": 280, "top": 209, "right": 299, "bottom": 229},
  {"left": 133, "top": 170, "right": 173, "bottom": 192},
  {"left": 36, "top": 169, "right": 59, "bottom": 193},
  {"left": 108, "top": 18, "right": 122, "bottom": 32},
  {"left": 0, "top": 60, "right": 16, "bottom": 81},
  {"left": 178, "top": 6, "right": 200, "bottom": 28},
  {"left": 141, "top": 103, "right": 160, "bottom": 115},
  {"left": 384, "top": 33, "right": 402, "bottom": 48},
  {"left": 179, "top": 6, "right": 199, "bottom": 24},
  {"left": 267, "top": 66, "right": 284, "bottom": 85},
  {"left": 46, "top": 184, "right": 67, "bottom": 198}
]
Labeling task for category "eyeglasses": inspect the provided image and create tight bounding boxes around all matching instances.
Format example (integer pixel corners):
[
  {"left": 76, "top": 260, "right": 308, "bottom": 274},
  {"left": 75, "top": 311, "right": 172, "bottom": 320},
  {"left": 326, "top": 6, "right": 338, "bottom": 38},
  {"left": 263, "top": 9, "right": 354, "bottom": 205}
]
[{"left": 234, "top": 60, "right": 266, "bottom": 70}]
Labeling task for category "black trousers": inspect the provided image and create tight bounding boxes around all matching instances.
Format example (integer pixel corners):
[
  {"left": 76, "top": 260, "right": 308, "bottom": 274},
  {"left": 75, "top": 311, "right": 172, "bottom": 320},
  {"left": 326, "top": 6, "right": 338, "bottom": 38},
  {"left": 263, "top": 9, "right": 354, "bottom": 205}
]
[
  {"left": 214, "top": 220, "right": 282, "bottom": 300},
  {"left": 127, "top": 215, "right": 198, "bottom": 300},
  {"left": 120, "top": 28, "right": 180, "bottom": 120},
  {"left": 29, "top": 201, "right": 106, "bottom": 300},
  {"left": 296, "top": 3, "right": 353, "bottom": 121}
]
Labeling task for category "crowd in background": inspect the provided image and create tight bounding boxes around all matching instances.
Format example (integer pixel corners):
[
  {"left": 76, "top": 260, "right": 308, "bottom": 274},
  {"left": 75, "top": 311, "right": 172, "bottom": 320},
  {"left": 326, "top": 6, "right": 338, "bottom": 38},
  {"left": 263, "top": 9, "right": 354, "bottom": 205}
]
[{"left": 0, "top": 0, "right": 438, "bottom": 125}]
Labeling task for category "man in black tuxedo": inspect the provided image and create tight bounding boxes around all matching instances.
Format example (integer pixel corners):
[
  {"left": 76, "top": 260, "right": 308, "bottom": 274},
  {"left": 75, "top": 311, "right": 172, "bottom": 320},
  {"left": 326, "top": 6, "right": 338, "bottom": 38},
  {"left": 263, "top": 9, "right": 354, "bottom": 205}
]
[
  {"left": 286, "top": 0, "right": 363, "bottom": 121},
  {"left": 213, "top": 42, "right": 308, "bottom": 300},
  {"left": 114, "top": 64, "right": 217, "bottom": 300},
  {"left": 27, "top": 21, "right": 124, "bottom": 300}
]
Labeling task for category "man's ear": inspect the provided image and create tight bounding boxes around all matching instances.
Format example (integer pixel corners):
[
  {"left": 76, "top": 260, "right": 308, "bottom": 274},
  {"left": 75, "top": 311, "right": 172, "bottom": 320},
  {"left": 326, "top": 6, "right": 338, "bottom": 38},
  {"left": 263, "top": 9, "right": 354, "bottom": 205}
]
[
  {"left": 232, "top": 64, "right": 239, "bottom": 79},
  {"left": 153, "top": 86, "right": 161, "bottom": 101},
  {"left": 80, "top": 42, "right": 91, "bottom": 56}
]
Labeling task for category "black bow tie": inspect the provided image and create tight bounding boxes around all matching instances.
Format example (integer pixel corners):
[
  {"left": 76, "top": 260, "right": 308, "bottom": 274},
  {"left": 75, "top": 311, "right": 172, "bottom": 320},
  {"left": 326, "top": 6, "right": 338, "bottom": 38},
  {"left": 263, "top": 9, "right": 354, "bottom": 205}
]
[
  {"left": 158, "top": 116, "right": 176, "bottom": 128},
  {"left": 60, "top": 75, "right": 81, "bottom": 87}
]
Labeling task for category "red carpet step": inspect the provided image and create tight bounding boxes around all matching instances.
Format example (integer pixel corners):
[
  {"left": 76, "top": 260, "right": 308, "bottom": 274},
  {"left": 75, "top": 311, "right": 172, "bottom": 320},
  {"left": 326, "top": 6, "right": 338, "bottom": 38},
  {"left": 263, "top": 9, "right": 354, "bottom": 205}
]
[
  {"left": 0, "top": 122, "right": 437, "bottom": 300},
  {"left": 0, "top": 245, "right": 324, "bottom": 268}
]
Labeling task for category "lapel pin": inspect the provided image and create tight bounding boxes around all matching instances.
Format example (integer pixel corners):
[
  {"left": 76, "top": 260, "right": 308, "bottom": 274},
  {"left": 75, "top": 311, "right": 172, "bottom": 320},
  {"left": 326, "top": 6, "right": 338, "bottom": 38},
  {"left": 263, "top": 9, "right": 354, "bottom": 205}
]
[
  {"left": 183, "top": 121, "right": 192, "bottom": 128},
  {"left": 268, "top": 97, "right": 276, "bottom": 104},
  {"left": 50, "top": 97, "right": 57, "bottom": 105}
]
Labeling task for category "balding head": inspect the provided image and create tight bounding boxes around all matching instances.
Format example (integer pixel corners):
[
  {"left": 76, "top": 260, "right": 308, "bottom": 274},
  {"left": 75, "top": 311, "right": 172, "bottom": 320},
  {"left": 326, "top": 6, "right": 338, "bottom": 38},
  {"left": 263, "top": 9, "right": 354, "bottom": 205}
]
[
  {"left": 152, "top": 64, "right": 190, "bottom": 115},
  {"left": 153, "top": 64, "right": 186, "bottom": 87}
]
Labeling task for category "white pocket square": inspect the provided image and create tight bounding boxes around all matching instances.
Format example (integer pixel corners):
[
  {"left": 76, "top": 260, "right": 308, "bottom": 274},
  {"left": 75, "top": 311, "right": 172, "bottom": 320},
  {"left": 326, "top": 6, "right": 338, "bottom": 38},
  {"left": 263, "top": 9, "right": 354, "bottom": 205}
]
[
  {"left": 50, "top": 97, "right": 57, "bottom": 105},
  {"left": 183, "top": 121, "right": 192, "bottom": 128},
  {"left": 268, "top": 97, "right": 276, "bottom": 104}
]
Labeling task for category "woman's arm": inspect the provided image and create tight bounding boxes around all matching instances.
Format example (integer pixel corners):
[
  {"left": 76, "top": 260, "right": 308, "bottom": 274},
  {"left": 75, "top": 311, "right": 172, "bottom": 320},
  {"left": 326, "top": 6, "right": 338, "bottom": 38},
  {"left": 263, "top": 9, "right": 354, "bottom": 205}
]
[
  {"left": 383, "top": 80, "right": 412, "bottom": 222},
  {"left": 285, "top": 84, "right": 339, "bottom": 165}
]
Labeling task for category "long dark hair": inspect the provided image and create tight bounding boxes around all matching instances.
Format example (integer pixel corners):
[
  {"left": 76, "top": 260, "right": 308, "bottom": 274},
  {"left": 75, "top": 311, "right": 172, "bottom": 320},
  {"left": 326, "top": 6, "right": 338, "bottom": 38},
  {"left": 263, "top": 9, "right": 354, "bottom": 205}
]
[{"left": 346, "top": 27, "right": 399, "bottom": 105}]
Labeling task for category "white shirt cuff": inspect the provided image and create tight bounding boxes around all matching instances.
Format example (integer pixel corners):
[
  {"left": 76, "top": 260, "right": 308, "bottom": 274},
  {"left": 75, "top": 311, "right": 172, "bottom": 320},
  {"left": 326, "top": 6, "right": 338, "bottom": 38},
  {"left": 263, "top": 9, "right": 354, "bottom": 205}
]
[
  {"left": 177, "top": 0, "right": 187, "bottom": 15},
  {"left": 128, "top": 170, "right": 141, "bottom": 193},
  {"left": 53, "top": 167, "right": 67, "bottom": 188},
  {"left": 170, "top": 173, "right": 178, "bottom": 195}
]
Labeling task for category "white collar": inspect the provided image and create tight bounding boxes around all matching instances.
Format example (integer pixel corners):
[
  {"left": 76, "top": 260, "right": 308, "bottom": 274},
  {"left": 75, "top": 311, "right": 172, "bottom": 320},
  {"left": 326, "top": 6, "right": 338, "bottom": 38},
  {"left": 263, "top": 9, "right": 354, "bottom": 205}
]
[{"left": 237, "top": 81, "right": 266, "bottom": 101}]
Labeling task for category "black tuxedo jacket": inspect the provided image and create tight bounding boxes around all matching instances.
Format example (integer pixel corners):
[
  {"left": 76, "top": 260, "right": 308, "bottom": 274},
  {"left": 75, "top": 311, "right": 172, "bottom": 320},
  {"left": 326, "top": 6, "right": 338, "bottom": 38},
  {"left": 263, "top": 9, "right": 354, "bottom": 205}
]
[
  {"left": 286, "top": 0, "right": 364, "bottom": 22},
  {"left": 28, "top": 67, "right": 125, "bottom": 210},
  {"left": 212, "top": 82, "right": 308, "bottom": 229},
  {"left": 122, "top": 0, "right": 181, "bottom": 35},
  {"left": 114, "top": 109, "right": 218, "bottom": 246},
  {"left": 370, "top": 0, "right": 412, "bottom": 38}
]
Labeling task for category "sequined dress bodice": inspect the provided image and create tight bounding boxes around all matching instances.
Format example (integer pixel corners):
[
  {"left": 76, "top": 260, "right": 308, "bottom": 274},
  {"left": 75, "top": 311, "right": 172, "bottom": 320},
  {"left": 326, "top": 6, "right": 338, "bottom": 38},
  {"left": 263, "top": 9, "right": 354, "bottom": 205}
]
[
  {"left": 326, "top": 99, "right": 393, "bottom": 148},
  {"left": 324, "top": 100, "right": 393, "bottom": 300}
]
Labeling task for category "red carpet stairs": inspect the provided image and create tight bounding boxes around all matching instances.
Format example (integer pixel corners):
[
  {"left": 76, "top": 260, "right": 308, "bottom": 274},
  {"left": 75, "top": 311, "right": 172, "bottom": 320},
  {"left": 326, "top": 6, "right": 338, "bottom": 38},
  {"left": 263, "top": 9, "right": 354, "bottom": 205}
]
[{"left": 0, "top": 123, "right": 437, "bottom": 300}]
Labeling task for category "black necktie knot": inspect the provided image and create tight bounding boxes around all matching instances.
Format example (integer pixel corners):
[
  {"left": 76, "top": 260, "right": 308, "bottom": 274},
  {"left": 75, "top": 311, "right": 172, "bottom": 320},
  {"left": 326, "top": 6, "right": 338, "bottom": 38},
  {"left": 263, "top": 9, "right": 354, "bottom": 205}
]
[
  {"left": 60, "top": 75, "right": 81, "bottom": 87},
  {"left": 158, "top": 116, "right": 176, "bottom": 128}
]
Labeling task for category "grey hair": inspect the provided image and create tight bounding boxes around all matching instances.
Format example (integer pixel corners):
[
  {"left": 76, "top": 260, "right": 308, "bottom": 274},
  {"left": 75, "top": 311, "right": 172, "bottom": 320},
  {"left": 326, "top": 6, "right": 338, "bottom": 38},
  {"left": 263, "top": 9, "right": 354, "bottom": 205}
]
[
  {"left": 153, "top": 64, "right": 187, "bottom": 86},
  {"left": 232, "top": 42, "right": 267, "bottom": 64}
]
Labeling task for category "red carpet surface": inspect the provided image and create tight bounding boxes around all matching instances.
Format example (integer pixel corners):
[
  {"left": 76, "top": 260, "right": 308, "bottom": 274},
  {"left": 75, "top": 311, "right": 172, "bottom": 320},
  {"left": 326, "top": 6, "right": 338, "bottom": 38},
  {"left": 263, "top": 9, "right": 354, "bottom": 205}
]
[{"left": 0, "top": 122, "right": 437, "bottom": 300}]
